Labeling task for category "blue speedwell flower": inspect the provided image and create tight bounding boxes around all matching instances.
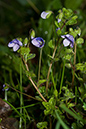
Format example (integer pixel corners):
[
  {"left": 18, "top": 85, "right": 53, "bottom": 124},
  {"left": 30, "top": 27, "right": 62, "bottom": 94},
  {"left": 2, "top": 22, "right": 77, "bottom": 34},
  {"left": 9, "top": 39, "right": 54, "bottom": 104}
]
[
  {"left": 61, "top": 34, "right": 74, "bottom": 48},
  {"left": 31, "top": 37, "right": 45, "bottom": 48},
  {"left": 2, "top": 84, "right": 9, "bottom": 91},
  {"left": 8, "top": 39, "right": 23, "bottom": 52}
]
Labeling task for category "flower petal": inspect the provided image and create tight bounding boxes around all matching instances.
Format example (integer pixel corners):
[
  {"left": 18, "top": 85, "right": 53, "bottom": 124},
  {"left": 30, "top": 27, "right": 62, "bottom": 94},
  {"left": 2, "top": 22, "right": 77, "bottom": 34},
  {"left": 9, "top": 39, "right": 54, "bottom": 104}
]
[
  {"left": 31, "top": 37, "right": 45, "bottom": 48},
  {"left": 13, "top": 39, "right": 22, "bottom": 46},
  {"left": 8, "top": 42, "right": 15, "bottom": 47},
  {"left": 63, "top": 39, "right": 70, "bottom": 47},
  {"left": 41, "top": 11, "right": 49, "bottom": 19},
  {"left": 58, "top": 19, "right": 61, "bottom": 23},
  {"left": 18, "top": 40, "right": 23, "bottom": 46},
  {"left": 69, "top": 35, "right": 74, "bottom": 43},
  {"left": 61, "top": 35, "right": 66, "bottom": 38},
  {"left": 13, "top": 44, "right": 20, "bottom": 52},
  {"left": 65, "top": 34, "right": 70, "bottom": 38}
]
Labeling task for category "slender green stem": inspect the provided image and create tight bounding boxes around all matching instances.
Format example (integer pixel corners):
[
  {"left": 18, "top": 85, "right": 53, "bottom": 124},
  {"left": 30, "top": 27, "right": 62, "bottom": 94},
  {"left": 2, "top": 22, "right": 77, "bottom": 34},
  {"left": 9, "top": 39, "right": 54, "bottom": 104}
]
[
  {"left": 26, "top": 0, "right": 40, "bottom": 14},
  {"left": 59, "top": 60, "right": 65, "bottom": 95},
  {"left": 75, "top": 86, "right": 77, "bottom": 104},
  {"left": 55, "top": 110, "right": 69, "bottom": 129},
  {"left": 38, "top": 48, "right": 43, "bottom": 87},
  {"left": 3, "top": 99, "right": 25, "bottom": 121},
  {"left": 46, "top": 45, "right": 57, "bottom": 93},
  {"left": 72, "top": 43, "right": 76, "bottom": 88},
  {"left": 19, "top": 61, "right": 23, "bottom": 129},
  {"left": 6, "top": 84, "right": 42, "bottom": 101},
  {"left": 5, "top": 90, "right": 7, "bottom": 101}
]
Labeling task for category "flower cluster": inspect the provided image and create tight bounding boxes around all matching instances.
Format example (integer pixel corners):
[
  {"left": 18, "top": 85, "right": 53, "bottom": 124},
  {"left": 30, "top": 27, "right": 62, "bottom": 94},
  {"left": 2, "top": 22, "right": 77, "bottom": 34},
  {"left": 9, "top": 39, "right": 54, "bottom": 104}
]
[{"left": 8, "top": 39, "right": 22, "bottom": 52}]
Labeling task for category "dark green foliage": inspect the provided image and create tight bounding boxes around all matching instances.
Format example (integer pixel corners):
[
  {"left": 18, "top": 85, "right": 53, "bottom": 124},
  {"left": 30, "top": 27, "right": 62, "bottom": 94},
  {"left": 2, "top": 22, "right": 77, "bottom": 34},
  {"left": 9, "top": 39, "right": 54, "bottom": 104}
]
[{"left": 0, "top": 0, "right": 86, "bottom": 129}]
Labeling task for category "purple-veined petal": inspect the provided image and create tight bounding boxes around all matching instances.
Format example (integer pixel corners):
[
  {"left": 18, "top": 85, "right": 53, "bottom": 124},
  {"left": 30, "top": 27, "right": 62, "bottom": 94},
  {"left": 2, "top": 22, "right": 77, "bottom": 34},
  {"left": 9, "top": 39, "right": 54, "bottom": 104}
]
[
  {"left": 61, "top": 34, "right": 74, "bottom": 48},
  {"left": 13, "top": 44, "right": 20, "bottom": 52},
  {"left": 58, "top": 19, "right": 61, "bottom": 23},
  {"left": 31, "top": 37, "right": 45, "bottom": 48},
  {"left": 8, "top": 42, "right": 15, "bottom": 47},
  {"left": 12, "top": 39, "right": 19, "bottom": 44},
  {"left": 13, "top": 39, "right": 22, "bottom": 46},
  {"left": 41, "top": 11, "right": 49, "bottom": 19},
  {"left": 63, "top": 39, "right": 70, "bottom": 47},
  {"left": 18, "top": 40, "right": 23, "bottom": 46},
  {"left": 68, "top": 35, "right": 74, "bottom": 43}
]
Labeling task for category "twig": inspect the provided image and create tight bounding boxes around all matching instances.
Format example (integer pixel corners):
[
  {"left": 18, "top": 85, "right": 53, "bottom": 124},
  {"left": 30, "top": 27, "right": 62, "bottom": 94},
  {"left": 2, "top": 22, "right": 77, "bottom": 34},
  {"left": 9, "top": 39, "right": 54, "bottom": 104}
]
[
  {"left": 23, "top": 57, "right": 47, "bottom": 102},
  {"left": 6, "top": 84, "right": 41, "bottom": 101}
]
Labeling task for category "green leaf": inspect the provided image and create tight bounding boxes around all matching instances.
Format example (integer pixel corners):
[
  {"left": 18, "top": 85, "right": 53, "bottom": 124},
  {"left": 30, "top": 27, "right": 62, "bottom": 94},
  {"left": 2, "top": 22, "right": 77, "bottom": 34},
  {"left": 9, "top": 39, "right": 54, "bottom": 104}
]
[
  {"left": 26, "top": 71, "right": 36, "bottom": 78},
  {"left": 66, "top": 16, "right": 78, "bottom": 25},
  {"left": 60, "top": 104, "right": 84, "bottom": 122},
  {"left": 65, "top": 63, "right": 71, "bottom": 69},
  {"left": 42, "top": 97, "right": 56, "bottom": 115},
  {"left": 67, "top": 102, "right": 75, "bottom": 108},
  {"left": 74, "top": 28, "right": 81, "bottom": 36},
  {"left": 63, "top": 8, "right": 73, "bottom": 19},
  {"left": 48, "top": 40, "right": 54, "bottom": 49},
  {"left": 75, "top": 73, "right": 83, "bottom": 81},
  {"left": 55, "top": 21, "right": 59, "bottom": 28},
  {"left": 71, "top": 123, "right": 77, "bottom": 129},
  {"left": 83, "top": 103, "right": 86, "bottom": 111},
  {"left": 76, "top": 63, "right": 86, "bottom": 73},
  {"left": 63, "top": 55, "right": 71, "bottom": 61},
  {"left": 37, "top": 122, "right": 48, "bottom": 129},
  {"left": 38, "top": 86, "right": 45, "bottom": 95},
  {"left": 29, "top": 29, "right": 35, "bottom": 39},
  {"left": 59, "top": 12, "right": 64, "bottom": 19},
  {"left": 48, "top": 54, "right": 59, "bottom": 62},
  {"left": 53, "top": 90, "right": 58, "bottom": 98},
  {"left": 55, "top": 121, "right": 60, "bottom": 129},
  {"left": 56, "top": 29, "right": 62, "bottom": 35},
  {"left": 46, "top": 11, "right": 53, "bottom": 19},
  {"left": 69, "top": 28, "right": 81, "bottom": 37},
  {"left": 62, "top": 86, "right": 75, "bottom": 100},
  {"left": 76, "top": 38, "right": 84, "bottom": 44},
  {"left": 55, "top": 110, "right": 69, "bottom": 129},
  {"left": 27, "top": 53, "right": 36, "bottom": 60},
  {"left": 38, "top": 79, "right": 47, "bottom": 86},
  {"left": 18, "top": 47, "right": 30, "bottom": 56},
  {"left": 23, "top": 38, "right": 28, "bottom": 46}
]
